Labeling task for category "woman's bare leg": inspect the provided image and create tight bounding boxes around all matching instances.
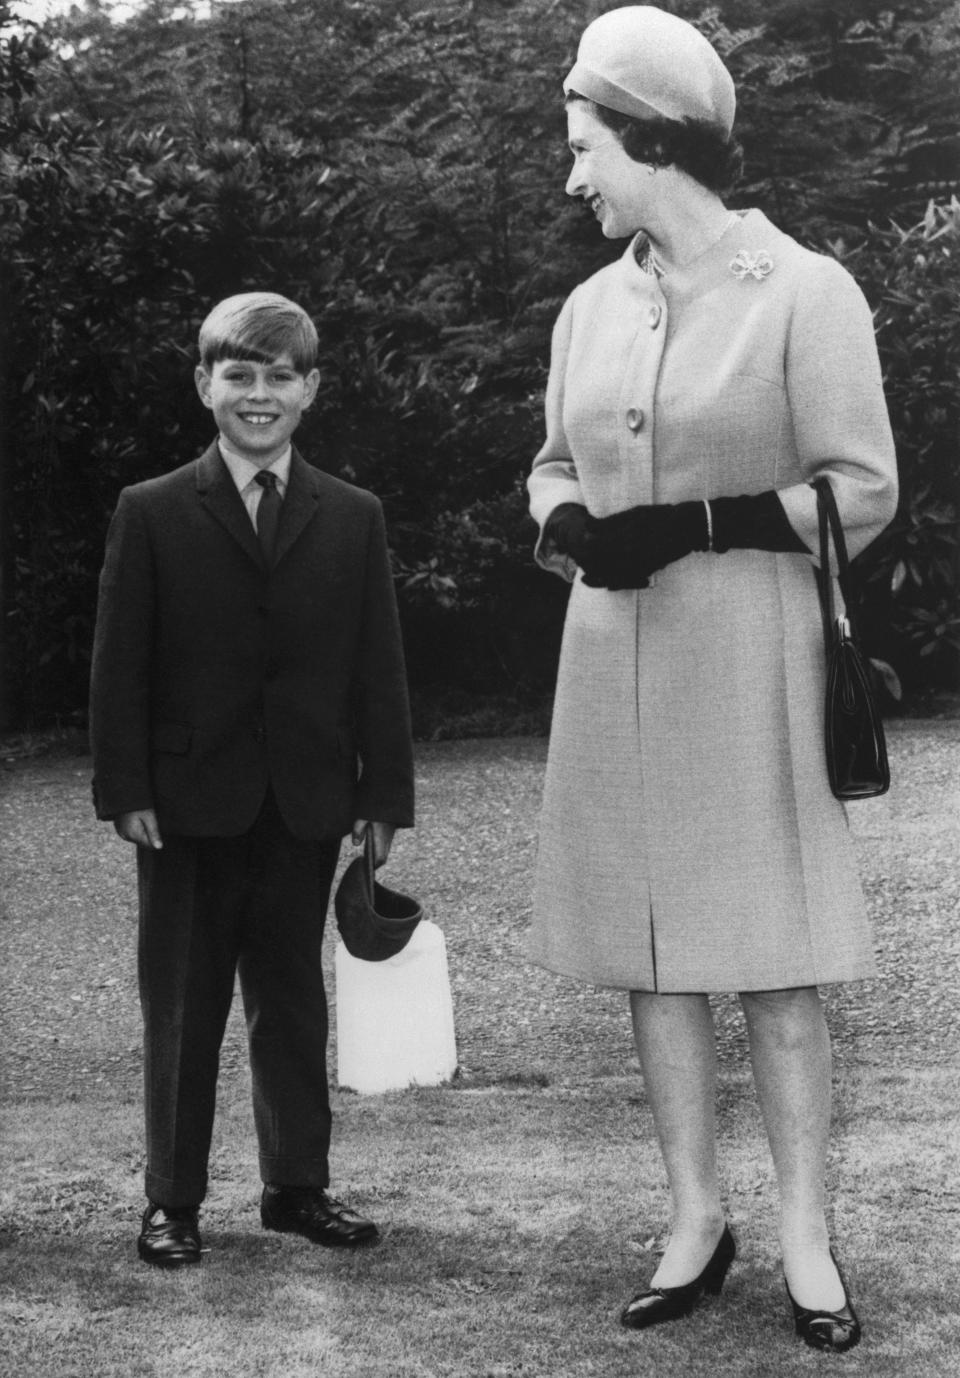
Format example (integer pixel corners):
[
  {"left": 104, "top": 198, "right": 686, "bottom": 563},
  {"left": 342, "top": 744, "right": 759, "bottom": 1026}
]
[
  {"left": 740, "top": 985, "right": 846, "bottom": 1310},
  {"left": 629, "top": 991, "right": 727, "bottom": 1286}
]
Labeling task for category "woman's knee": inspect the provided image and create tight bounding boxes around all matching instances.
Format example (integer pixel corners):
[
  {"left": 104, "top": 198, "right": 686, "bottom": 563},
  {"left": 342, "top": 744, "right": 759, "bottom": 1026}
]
[{"left": 740, "top": 986, "right": 826, "bottom": 1047}]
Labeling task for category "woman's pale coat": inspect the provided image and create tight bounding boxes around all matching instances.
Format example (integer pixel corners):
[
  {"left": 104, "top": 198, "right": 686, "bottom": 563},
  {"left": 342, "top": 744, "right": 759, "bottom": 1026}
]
[{"left": 527, "top": 209, "right": 897, "bottom": 992}]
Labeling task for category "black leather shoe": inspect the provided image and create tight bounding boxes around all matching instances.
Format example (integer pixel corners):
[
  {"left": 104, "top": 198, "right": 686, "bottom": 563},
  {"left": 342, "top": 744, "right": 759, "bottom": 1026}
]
[
  {"left": 137, "top": 1203, "right": 201, "bottom": 1268},
  {"left": 620, "top": 1224, "right": 736, "bottom": 1330},
  {"left": 260, "top": 1186, "right": 379, "bottom": 1247},
  {"left": 786, "top": 1249, "right": 861, "bottom": 1353}
]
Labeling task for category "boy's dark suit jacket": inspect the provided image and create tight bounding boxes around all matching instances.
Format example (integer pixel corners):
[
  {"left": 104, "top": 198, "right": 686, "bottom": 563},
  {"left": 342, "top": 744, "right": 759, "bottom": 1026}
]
[{"left": 90, "top": 442, "right": 414, "bottom": 840}]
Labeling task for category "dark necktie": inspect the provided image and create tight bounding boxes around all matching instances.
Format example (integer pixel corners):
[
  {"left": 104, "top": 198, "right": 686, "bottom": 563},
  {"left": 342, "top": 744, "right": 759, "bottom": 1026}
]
[{"left": 254, "top": 470, "right": 281, "bottom": 565}]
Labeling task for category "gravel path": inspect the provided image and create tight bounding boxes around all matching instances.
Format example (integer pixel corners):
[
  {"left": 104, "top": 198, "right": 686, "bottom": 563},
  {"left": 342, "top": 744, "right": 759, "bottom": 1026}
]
[{"left": 1, "top": 722, "right": 958, "bottom": 1105}]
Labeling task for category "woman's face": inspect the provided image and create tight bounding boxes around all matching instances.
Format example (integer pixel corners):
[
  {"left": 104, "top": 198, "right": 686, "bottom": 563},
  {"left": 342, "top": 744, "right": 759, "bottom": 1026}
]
[{"left": 565, "top": 102, "right": 652, "bottom": 239}]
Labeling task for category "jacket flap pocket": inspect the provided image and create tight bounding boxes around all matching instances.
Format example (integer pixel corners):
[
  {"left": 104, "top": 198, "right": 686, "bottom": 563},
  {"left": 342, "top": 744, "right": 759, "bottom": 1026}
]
[{"left": 151, "top": 722, "right": 193, "bottom": 755}]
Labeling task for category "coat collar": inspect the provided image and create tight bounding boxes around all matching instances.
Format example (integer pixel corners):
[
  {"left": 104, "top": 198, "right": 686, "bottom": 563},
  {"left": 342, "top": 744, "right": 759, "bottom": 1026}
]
[
  {"left": 622, "top": 208, "right": 787, "bottom": 300},
  {"left": 195, "top": 442, "right": 322, "bottom": 568}
]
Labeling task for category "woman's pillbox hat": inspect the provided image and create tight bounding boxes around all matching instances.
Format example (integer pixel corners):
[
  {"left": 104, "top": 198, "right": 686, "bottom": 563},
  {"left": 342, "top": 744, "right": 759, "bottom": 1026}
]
[{"left": 564, "top": 5, "right": 736, "bottom": 135}]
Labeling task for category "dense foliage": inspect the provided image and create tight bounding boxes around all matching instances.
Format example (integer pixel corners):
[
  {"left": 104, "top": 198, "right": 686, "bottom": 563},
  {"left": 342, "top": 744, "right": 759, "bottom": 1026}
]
[{"left": 2, "top": 0, "right": 958, "bottom": 729}]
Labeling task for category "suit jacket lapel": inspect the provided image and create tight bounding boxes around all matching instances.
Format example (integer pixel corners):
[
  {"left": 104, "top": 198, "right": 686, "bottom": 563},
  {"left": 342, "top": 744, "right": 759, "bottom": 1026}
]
[
  {"left": 274, "top": 449, "right": 321, "bottom": 567},
  {"left": 195, "top": 443, "right": 322, "bottom": 569},
  {"left": 195, "top": 442, "right": 262, "bottom": 565}
]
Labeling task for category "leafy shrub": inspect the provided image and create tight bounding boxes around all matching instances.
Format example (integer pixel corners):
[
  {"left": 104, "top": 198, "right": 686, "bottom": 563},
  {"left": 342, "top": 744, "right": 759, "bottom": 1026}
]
[
  {"left": 849, "top": 199, "right": 960, "bottom": 689},
  {"left": 1, "top": 0, "right": 958, "bottom": 728},
  {"left": 1, "top": 119, "right": 341, "bottom": 722}
]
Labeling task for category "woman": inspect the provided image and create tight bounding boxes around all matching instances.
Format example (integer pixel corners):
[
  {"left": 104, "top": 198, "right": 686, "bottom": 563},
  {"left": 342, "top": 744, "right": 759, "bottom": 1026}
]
[{"left": 527, "top": 6, "right": 897, "bottom": 1353}]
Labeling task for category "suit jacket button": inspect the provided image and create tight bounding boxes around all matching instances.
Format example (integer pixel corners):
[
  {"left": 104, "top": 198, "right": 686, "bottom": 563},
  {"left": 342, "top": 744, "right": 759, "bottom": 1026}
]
[
  {"left": 648, "top": 304, "right": 662, "bottom": 328},
  {"left": 253, "top": 724, "right": 266, "bottom": 744},
  {"left": 626, "top": 407, "right": 645, "bottom": 433}
]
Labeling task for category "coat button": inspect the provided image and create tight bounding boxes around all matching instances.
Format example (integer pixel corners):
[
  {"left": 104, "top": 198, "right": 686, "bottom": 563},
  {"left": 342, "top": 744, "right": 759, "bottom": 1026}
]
[
  {"left": 252, "top": 723, "right": 266, "bottom": 744},
  {"left": 626, "top": 407, "right": 645, "bottom": 433},
  {"left": 648, "top": 304, "right": 662, "bottom": 328}
]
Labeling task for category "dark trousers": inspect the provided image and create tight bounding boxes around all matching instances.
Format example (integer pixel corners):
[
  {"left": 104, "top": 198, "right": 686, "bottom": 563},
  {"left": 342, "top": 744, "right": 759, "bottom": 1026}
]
[{"left": 136, "top": 789, "right": 340, "bottom": 1207}]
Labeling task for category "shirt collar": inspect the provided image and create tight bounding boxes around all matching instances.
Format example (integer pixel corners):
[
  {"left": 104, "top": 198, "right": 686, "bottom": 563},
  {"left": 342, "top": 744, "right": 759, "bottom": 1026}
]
[{"left": 218, "top": 440, "right": 292, "bottom": 493}]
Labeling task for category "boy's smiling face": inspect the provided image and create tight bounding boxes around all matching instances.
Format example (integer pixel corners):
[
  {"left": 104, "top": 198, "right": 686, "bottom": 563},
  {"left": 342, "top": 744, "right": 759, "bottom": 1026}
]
[{"left": 195, "top": 352, "right": 320, "bottom": 467}]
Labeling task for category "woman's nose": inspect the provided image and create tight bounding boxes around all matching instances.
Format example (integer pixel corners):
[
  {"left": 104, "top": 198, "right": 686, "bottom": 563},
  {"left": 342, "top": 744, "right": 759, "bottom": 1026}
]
[{"left": 564, "top": 157, "right": 586, "bottom": 199}]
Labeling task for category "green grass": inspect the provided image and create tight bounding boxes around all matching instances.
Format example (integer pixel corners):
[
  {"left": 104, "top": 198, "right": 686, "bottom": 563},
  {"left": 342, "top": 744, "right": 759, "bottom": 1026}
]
[
  {"left": 3, "top": 1066, "right": 959, "bottom": 1377},
  {"left": 2, "top": 728, "right": 959, "bottom": 1376}
]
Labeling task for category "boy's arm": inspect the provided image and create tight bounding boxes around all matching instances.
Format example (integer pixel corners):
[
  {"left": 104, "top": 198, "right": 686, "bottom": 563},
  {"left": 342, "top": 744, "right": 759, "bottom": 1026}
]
[
  {"left": 351, "top": 498, "right": 415, "bottom": 832},
  {"left": 89, "top": 489, "right": 158, "bottom": 823}
]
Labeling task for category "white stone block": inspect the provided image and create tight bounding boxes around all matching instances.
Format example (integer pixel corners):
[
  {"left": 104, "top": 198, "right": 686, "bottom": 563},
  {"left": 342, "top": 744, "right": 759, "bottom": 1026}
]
[{"left": 335, "top": 920, "right": 457, "bottom": 1094}]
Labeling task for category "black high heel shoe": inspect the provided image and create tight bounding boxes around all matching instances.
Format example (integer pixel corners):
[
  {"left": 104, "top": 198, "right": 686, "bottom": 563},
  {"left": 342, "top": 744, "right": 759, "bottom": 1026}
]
[
  {"left": 620, "top": 1224, "right": 736, "bottom": 1330},
  {"left": 785, "top": 1248, "right": 861, "bottom": 1353}
]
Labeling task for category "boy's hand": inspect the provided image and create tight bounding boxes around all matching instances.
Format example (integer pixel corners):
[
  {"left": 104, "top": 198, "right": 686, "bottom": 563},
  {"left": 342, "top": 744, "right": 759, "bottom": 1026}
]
[
  {"left": 114, "top": 809, "right": 164, "bottom": 849},
  {"left": 351, "top": 819, "right": 396, "bottom": 867}
]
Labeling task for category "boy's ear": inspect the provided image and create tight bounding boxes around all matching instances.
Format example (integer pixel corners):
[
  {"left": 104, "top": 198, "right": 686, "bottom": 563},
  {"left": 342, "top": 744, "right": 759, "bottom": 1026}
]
[
  {"left": 303, "top": 368, "right": 321, "bottom": 410},
  {"left": 195, "top": 365, "right": 214, "bottom": 409}
]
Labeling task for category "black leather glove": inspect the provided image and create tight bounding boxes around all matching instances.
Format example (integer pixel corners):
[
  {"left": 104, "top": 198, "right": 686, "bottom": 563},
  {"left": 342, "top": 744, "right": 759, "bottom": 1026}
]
[
  {"left": 582, "top": 492, "right": 807, "bottom": 589},
  {"left": 582, "top": 501, "right": 709, "bottom": 589},
  {"left": 542, "top": 503, "right": 594, "bottom": 567},
  {"left": 550, "top": 492, "right": 806, "bottom": 591},
  {"left": 710, "top": 491, "right": 808, "bottom": 554}
]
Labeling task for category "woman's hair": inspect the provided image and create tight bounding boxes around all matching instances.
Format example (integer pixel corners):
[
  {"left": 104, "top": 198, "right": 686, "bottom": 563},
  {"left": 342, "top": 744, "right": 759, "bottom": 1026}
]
[
  {"left": 198, "top": 291, "right": 319, "bottom": 373},
  {"left": 566, "top": 91, "right": 743, "bottom": 195}
]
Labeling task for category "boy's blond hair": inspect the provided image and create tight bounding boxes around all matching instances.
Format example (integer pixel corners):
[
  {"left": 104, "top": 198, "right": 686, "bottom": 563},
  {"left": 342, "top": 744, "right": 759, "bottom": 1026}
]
[{"left": 198, "top": 292, "right": 318, "bottom": 373}]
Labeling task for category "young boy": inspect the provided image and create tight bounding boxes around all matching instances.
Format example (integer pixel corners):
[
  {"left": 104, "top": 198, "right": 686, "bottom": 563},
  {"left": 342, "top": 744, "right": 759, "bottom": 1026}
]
[{"left": 89, "top": 291, "right": 414, "bottom": 1267}]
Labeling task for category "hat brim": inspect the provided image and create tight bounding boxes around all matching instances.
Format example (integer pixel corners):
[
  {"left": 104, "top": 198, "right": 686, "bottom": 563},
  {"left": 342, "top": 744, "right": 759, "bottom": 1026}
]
[
  {"left": 334, "top": 856, "right": 423, "bottom": 962},
  {"left": 563, "top": 63, "right": 666, "bottom": 124}
]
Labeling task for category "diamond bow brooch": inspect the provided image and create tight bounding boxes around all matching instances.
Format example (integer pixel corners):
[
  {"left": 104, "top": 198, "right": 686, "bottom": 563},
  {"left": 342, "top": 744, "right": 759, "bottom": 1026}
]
[{"left": 730, "top": 249, "right": 774, "bottom": 281}]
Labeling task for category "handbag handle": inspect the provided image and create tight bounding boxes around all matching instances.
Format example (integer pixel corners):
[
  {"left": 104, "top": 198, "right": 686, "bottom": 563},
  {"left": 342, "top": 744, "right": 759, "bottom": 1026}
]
[
  {"left": 813, "top": 476, "right": 858, "bottom": 651},
  {"left": 363, "top": 827, "right": 377, "bottom": 896}
]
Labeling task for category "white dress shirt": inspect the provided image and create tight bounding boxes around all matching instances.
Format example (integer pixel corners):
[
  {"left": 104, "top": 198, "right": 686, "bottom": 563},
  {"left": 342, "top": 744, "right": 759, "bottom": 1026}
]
[{"left": 218, "top": 441, "right": 291, "bottom": 530}]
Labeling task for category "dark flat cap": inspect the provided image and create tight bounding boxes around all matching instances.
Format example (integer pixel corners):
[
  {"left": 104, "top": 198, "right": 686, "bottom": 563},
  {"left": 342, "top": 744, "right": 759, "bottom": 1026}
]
[{"left": 334, "top": 834, "right": 422, "bottom": 962}]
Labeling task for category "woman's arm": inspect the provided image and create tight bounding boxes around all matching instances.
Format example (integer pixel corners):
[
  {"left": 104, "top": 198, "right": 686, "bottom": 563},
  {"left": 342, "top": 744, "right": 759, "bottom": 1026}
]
[
  {"left": 777, "top": 254, "right": 898, "bottom": 564},
  {"left": 581, "top": 254, "right": 899, "bottom": 590},
  {"left": 527, "top": 295, "right": 587, "bottom": 581}
]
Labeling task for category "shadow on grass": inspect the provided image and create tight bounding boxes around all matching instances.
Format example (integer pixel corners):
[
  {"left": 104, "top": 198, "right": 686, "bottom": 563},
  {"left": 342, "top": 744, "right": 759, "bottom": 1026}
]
[{"left": 3, "top": 1067, "right": 960, "bottom": 1376}]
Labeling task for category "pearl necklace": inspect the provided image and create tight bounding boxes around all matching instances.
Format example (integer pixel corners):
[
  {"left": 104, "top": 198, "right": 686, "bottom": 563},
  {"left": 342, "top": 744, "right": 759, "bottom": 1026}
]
[{"left": 639, "top": 210, "right": 740, "bottom": 277}]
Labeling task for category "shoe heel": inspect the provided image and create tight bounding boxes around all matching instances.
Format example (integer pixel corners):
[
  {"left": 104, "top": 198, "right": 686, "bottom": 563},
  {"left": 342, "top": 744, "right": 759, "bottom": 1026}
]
[{"left": 702, "top": 1224, "right": 736, "bottom": 1295}]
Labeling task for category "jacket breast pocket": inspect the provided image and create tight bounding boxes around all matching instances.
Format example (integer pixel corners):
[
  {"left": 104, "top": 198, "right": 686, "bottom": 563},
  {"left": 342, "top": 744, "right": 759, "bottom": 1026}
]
[{"left": 151, "top": 722, "right": 194, "bottom": 755}]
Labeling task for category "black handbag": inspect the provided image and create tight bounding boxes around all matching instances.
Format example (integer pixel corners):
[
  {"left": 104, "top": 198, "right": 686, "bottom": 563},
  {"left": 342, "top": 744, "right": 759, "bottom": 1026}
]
[
  {"left": 334, "top": 831, "right": 423, "bottom": 961},
  {"left": 813, "top": 476, "right": 890, "bottom": 800}
]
